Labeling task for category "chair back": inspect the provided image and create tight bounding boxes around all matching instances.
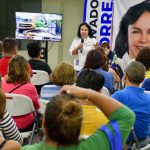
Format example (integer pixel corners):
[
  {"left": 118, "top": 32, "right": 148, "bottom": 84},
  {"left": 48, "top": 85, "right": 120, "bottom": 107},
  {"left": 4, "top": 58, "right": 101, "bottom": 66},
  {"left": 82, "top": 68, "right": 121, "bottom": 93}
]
[
  {"left": 127, "top": 128, "right": 150, "bottom": 150},
  {"left": 101, "top": 87, "right": 110, "bottom": 96},
  {"left": 5, "top": 93, "right": 35, "bottom": 116},
  {"left": 40, "top": 85, "right": 61, "bottom": 100},
  {"left": 144, "top": 90, "right": 150, "bottom": 94},
  {"left": 30, "top": 70, "right": 50, "bottom": 85}
]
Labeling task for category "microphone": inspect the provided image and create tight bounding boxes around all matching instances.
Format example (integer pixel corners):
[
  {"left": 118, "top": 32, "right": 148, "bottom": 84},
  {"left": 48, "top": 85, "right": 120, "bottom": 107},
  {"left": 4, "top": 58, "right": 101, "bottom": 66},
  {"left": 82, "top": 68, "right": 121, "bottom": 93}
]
[{"left": 80, "top": 38, "right": 84, "bottom": 53}]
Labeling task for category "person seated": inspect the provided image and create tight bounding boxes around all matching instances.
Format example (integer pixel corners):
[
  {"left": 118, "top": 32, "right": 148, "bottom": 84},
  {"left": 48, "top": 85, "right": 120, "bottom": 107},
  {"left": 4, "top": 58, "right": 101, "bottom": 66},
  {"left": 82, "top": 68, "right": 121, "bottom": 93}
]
[
  {"left": 97, "top": 47, "right": 121, "bottom": 83},
  {"left": 27, "top": 41, "right": 52, "bottom": 75},
  {"left": 0, "top": 37, "right": 33, "bottom": 77},
  {"left": 27, "top": 41, "right": 52, "bottom": 94},
  {"left": 136, "top": 46, "right": 150, "bottom": 79},
  {"left": 112, "top": 61, "right": 150, "bottom": 148},
  {"left": 22, "top": 85, "right": 135, "bottom": 150},
  {"left": 40, "top": 61, "right": 76, "bottom": 100},
  {"left": 84, "top": 49, "right": 115, "bottom": 94},
  {"left": 2, "top": 55, "right": 41, "bottom": 132},
  {"left": 142, "top": 78, "right": 150, "bottom": 91},
  {"left": 0, "top": 137, "right": 21, "bottom": 150},
  {"left": 0, "top": 88, "right": 22, "bottom": 143},
  {"left": 101, "top": 42, "right": 115, "bottom": 64},
  {"left": 76, "top": 68, "right": 109, "bottom": 136}
]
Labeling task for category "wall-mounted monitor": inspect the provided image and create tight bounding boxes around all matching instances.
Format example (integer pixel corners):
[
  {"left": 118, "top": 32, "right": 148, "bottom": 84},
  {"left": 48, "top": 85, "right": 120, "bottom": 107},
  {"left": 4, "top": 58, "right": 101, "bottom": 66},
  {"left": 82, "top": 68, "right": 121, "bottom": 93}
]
[{"left": 15, "top": 12, "right": 62, "bottom": 42}]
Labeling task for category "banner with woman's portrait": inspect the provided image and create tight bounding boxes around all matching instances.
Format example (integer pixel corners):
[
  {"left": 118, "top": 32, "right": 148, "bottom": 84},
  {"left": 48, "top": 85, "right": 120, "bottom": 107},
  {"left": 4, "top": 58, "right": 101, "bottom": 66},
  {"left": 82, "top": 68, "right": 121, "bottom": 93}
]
[
  {"left": 84, "top": 0, "right": 144, "bottom": 46},
  {"left": 84, "top": 0, "right": 150, "bottom": 69}
]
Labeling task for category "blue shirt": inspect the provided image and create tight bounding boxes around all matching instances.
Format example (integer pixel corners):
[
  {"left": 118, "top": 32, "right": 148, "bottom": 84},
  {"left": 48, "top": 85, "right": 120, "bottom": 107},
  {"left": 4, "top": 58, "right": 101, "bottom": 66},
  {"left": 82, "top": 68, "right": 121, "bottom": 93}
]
[
  {"left": 142, "top": 78, "right": 150, "bottom": 91},
  {"left": 112, "top": 86, "right": 150, "bottom": 140},
  {"left": 95, "top": 68, "right": 114, "bottom": 93}
]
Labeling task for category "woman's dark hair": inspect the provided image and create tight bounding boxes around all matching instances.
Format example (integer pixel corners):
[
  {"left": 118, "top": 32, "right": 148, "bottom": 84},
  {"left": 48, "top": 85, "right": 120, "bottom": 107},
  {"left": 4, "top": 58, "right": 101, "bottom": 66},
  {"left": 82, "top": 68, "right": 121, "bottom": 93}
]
[
  {"left": 77, "top": 22, "right": 93, "bottom": 38},
  {"left": 84, "top": 48, "right": 105, "bottom": 69},
  {"left": 76, "top": 68, "right": 105, "bottom": 92},
  {"left": 136, "top": 46, "right": 150, "bottom": 70},
  {"left": 27, "top": 41, "right": 41, "bottom": 58},
  {"left": 3, "top": 37, "right": 17, "bottom": 54},
  {"left": 44, "top": 94, "right": 83, "bottom": 145},
  {"left": 101, "top": 42, "right": 110, "bottom": 49},
  {"left": 114, "top": 0, "right": 150, "bottom": 58}
]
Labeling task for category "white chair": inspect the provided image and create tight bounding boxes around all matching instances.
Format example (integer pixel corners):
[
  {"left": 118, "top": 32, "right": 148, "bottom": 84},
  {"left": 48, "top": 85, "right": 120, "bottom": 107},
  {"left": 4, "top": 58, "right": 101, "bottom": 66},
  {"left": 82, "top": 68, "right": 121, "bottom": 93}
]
[
  {"left": 5, "top": 93, "right": 38, "bottom": 144},
  {"left": 144, "top": 90, "right": 150, "bottom": 94},
  {"left": 129, "top": 128, "right": 150, "bottom": 150},
  {"left": 101, "top": 87, "right": 110, "bottom": 96},
  {"left": 30, "top": 70, "right": 50, "bottom": 86}
]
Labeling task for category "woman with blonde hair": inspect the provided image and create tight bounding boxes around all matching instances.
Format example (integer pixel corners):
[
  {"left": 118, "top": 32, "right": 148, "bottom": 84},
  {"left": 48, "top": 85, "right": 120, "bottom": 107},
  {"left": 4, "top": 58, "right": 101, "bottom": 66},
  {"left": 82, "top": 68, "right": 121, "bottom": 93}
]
[
  {"left": 50, "top": 61, "right": 76, "bottom": 85},
  {"left": 40, "top": 61, "right": 76, "bottom": 100},
  {"left": 2, "top": 55, "right": 40, "bottom": 132}
]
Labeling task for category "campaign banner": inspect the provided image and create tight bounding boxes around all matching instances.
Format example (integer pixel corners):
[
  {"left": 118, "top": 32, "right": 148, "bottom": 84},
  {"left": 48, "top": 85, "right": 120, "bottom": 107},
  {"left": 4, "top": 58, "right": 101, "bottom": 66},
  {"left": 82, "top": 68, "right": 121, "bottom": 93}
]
[
  {"left": 83, "top": 0, "right": 114, "bottom": 44},
  {"left": 83, "top": 0, "right": 144, "bottom": 48},
  {"left": 112, "top": 0, "right": 144, "bottom": 49}
]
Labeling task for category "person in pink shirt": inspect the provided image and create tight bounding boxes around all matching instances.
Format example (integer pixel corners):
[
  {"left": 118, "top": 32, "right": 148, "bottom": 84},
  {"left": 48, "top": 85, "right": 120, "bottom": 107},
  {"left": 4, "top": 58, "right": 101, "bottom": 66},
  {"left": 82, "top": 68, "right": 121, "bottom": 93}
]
[{"left": 2, "top": 55, "right": 40, "bottom": 132}]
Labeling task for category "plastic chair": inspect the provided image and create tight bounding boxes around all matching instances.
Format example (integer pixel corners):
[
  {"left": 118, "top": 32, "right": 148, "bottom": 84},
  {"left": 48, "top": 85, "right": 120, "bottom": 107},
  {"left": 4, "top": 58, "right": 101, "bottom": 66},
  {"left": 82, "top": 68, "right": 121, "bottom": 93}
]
[
  {"left": 127, "top": 128, "right": 150, "bottom": 150},
  {"left": 30, "top": 70, "right": 50, "bottom": 86},
  {"left": 5, "top": 93, "right": 38, "bottom": 144},
  {"left": 40, "top": 84, "right": 61, "bottom": 100},
  {"left": 101, "top": 86, "right": 110, "bottom": 96}
]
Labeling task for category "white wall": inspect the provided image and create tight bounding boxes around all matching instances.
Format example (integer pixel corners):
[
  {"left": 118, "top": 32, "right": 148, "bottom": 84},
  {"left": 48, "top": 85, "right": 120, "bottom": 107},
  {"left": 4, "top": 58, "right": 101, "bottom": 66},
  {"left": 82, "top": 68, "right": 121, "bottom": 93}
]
[
  {"left": 19, "top": 0, "right": 84, "bottom": 69},
  {"left": 42, "top": 0, "right": 84, "bottom": 69}
]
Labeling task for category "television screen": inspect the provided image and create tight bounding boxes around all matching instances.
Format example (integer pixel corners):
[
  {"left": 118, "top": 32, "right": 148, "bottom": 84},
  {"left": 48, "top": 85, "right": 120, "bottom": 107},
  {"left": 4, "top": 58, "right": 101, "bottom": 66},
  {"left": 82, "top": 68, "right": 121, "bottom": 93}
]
[{"left": 15, "top": 12, "right": 62, "bottom": 42}]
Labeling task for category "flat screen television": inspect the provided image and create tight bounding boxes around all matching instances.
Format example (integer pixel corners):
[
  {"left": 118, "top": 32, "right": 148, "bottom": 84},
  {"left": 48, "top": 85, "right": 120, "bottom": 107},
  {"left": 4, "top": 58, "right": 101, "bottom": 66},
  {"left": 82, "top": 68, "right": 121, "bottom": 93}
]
[{"left": 15, "top": 12, "right": 62, "bottom": 42}]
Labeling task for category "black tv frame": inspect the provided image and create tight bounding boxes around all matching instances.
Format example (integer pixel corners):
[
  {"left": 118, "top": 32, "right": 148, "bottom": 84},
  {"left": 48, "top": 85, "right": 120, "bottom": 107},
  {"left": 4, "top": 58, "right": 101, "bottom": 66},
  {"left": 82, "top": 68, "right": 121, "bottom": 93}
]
[{"left": 15, "top": 12, "right": 63, "bottom": 42}]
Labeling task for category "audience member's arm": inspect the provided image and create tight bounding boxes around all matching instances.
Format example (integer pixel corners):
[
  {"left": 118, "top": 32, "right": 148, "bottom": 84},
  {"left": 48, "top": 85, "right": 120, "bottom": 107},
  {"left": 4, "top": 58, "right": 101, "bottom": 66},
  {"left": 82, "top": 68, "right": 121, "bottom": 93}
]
[
  {"left": 0, "top": 110, "right": 23, "bottom": 143},
  {"left": 61, "top": 85, "right": 123, "bottom": 117},
  {"left": 61, "top": 85, "right": 135, "bottom": 146},
  {"left": 71, "top": 43, "right": 83, "bottom": 55},
  {"left": 0, "top": 137, "right": 21, "bottom": 150},
  {"left": 109, "top": 68, "right": 120, "bottom": 83}
]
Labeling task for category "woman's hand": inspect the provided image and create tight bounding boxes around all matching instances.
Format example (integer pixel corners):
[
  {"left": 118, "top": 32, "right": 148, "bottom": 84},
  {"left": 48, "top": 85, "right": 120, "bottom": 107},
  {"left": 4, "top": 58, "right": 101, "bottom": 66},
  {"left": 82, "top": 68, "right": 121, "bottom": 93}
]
[
  {"left": 61, "top": 85, "right": 88, "bottom": 99},
  {"left": 77, "top": 43, "right": 83, "bottom": 50},
  {"left": 93, "top": 42, "right": 100, "bottom": 49}
]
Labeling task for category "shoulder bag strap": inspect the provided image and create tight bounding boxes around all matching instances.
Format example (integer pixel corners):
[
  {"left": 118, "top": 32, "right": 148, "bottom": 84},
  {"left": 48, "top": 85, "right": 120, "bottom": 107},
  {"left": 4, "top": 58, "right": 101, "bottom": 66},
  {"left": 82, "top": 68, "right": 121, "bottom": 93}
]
[
  {"left": 100, "top": 121, "right": 122, "bottom": 150},
  {"left": 100, "top": 125, "right": 115, "bottom": 150},
  {"left": 0, "top": 140, "right": 7, "bottom": 149},
  {"left": 110, "top": 121, "right": 122, "bottom": 150},
  {"left": 9, "top": 83, "right": 25, "bottom": 93}
]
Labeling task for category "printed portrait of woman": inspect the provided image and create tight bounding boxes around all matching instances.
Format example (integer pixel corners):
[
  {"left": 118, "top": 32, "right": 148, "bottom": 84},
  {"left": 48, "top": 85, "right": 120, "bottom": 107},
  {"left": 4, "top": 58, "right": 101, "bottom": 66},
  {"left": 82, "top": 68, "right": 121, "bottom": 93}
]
[{"left": 114, "top": 0, "right": 150, "bottom": 69}]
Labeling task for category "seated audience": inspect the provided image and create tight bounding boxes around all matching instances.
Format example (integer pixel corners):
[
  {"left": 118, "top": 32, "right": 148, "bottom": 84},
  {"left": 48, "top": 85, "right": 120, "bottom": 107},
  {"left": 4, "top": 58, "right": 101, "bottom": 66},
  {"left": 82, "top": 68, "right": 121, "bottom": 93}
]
[
  {"left": 2, "top": 55, "right": 40, "bottom": 132},
  {"left": 136, "top": 46, "right": 150, "bottom": 78},
  {"left": 112, "top": 61, "right": 150, "bottom": 148},
  {"left": 100, "top": 44, "right": 124, "bottom": 80},
  {"left": 84, "top": 49, "right": 115, "bottom": 93},
  {"left": 76, "top": 68, "right": 109, "bottom": 136},
  {"left": 0, "top": 88, "right": 22, "bottom": 143},
  {"left": 27, "top": 41, "right": 52, "bottom": 75},
  {"left": 40, "top": 61, "right": 76, "bottom": 100},
  {"left": 22, "top": 85, "right": 135, "bottom": 150},
  {"left": 98, "top": 47, "right": 121, "bottom": 82},
  {"left": 0, "top": 37, "right": 32, "bottom": 77},
  {"left": 27, "top": 41, "right": 52, "bottom": 94},
  {"left": 142, "top": 78, "right": 150, "bottom": 91},
  {"left": 0, "top": 137, "right": 21, "bottom": 150},
  {"left": 101, "top": 42, "right": 115, "bottom": 64}
]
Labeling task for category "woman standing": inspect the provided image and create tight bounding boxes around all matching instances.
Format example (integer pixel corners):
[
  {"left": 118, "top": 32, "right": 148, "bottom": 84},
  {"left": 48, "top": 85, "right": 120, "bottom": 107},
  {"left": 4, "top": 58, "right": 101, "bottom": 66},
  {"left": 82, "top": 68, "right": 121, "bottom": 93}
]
[{"left": 69, "top": 22, "right": 99, "bottom": 71}]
